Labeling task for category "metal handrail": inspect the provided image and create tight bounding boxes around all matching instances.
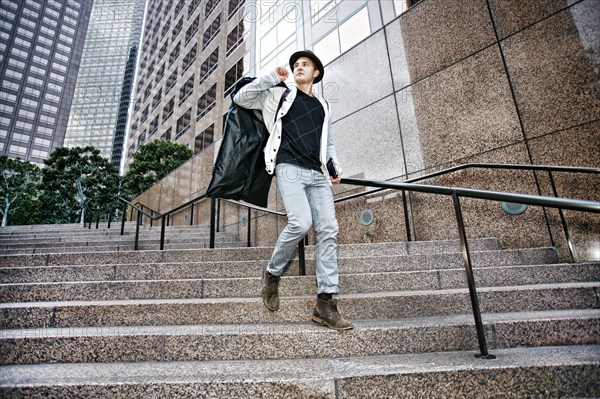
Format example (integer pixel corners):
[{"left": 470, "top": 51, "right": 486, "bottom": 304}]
[
  {"left": 335, "top": 163, "right": 600, "bottom": 261},
  {"left": 116, "top": 194, "right": 303, "bottom": 265},
  {"left": 339, "top": 176, "right": 599, "bottom": 359}
]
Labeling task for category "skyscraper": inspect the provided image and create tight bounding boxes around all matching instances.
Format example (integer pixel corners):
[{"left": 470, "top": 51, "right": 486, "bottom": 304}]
[
  {"left": 64, "top": 0, "right": 146, "bottom": 170},
  {"left": 0, "top": 0, "right": 92, "bottom": 166}
]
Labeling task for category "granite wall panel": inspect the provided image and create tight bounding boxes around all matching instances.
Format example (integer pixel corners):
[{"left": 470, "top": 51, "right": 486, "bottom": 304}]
[
  {"left": 501, "top": 0, "right": 600, "bottom": 138},
  {"left": 399, "top": 0, "right": 496, "bottom": 83},
  {"left": 487, "top": 0, "right": 572, "bottom": 39},
  {"left": 403, "top": 45, "right": 522, "bottom": 170},
  {"left": 332, "top": 95, "right": 405, "bottom": 180}
]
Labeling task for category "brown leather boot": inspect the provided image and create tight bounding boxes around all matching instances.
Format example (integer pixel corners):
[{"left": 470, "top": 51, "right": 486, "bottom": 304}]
[
  {"left": 261, "top": 268, "right": 280, "bottom": 311},
  {"left": 311, "top": 298, "right": 354, "bottom": 330}
]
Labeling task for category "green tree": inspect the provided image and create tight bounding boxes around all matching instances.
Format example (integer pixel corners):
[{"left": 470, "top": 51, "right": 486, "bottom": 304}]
[
  {"left": 0, "top": 156, "right": 42, "bottom": 226},
  {"left": 40, "top": 146, "right": 119, "bottom": 224},
  {"left": 123, "top": 140, "right": 193, "bottom": 196}
]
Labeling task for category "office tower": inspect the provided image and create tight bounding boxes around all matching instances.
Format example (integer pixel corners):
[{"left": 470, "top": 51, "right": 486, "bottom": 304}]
[
  {"left": 64, "top": 0, "right": 146, "bottom": 170},
  {"left": 0, "top": 0, "right": 92, "bottom": 166}
]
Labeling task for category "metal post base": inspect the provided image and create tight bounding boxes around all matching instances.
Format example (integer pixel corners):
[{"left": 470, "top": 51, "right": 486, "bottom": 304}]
[{"left": 475, "top": 353, "right": 497, "bottom": 360}]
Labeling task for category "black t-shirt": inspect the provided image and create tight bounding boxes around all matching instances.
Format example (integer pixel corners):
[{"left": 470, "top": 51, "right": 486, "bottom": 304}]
[{"left": 276, "top": 90, "right": 324, "bottom": 172}]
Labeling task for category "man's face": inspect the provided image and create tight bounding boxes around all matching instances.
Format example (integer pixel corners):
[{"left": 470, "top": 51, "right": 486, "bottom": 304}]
[{"left": 293, "top": 57, "right": 319, "bottom": 84}]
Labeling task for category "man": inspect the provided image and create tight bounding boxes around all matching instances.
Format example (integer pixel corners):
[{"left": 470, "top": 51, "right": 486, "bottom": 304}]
[{"left": 233, "top": 50, "right": 353, "bottom": 331}]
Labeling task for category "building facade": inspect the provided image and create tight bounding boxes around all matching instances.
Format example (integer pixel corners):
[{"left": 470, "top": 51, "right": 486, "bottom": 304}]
[
  {"left": 131, "top": 0, "right": 599, "bottom": 262},
  {"left": 0, "top": 0, "right": 92, "bottom": 166},
  {"left": 63, "top": 0, "right": 146, "bottom": 170}
]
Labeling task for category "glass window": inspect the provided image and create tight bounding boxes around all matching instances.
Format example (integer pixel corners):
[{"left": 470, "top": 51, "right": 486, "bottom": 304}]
[
  {"left": 197, "top": 83, "right": 217, "bottom": 120},
  {"left": 162, "top": 97, "right": 175, "bottom": 122},
  {"left": 38, "top": 114, "right": 56, "bottom": 125},
  {"left": 3, "top": 0, "right": 18, "bottom": 11},
  {"left": 172, "top": 17, "right": 183, "bottom": 40},
  {"left": 314, "top": 6, "right": 370, "bottom": 65},
  {"left": 182, "top": 44, "right": 197, "bottom": 73},
  {"left": 18, "top": 109, "right": 36, "bottom": 120},
  {"left": 179, "top": 74, "right": 195, "bottom": 105},
  {"left": 188, "top": 0, "right": 201, "bottom": 18},
  {"left": 17, "top": 27, "right": 34, "bottom": 39},
  {"left": 195, "top": 123, "right": 214, "bottom": 154},
  {"left": 149, "top": 115, "right": 159, "bottom": 135},
  {"left": 313, "top": 29, "right": 339, "bottom": 66},
  {"left": 228, "top": 0, "right": 245, "bottom": 19},
  {"left": 227, "top": 20, "right": 245, "bottom": 56},
  {"left": 224, "top": 56, "right": 246, "bottom": 97},
  {"left": 34, "top": 44, "right": 51, "bottom": 56},
  {"left": 21, "top": 98, "right": 38, "bottom": 108},
  {"left": 200, "top": 46, "right": 219, "bottom": 84},
  {"left": 14, "top": 37, "right": 32, "bottom": 49},
  {"left": 45, "top": 7, "right": 60, "bottom": 18},
  {"left": 166, "top": 68, "right": 178, "bottom": 92},
  {"left": 176, "top": 107, "right": 192, "bottom": 139},
  {"left": 9, "top": 144, "right": 29, "bottom": 157},
  {"left": 40, "top": 25, "right": 56, "bottom": 37},
  {"left": 185, "top": 16, "right": 200, "bottom": 44},
  {"left": 339, "top": 7, "right": 370, "bottom": 52},
  {"left": 5, "top": 68, "right": 23, "bottom": 80},
  {"left": 0, "top": 104, "right": 14, "bottom": 115},
  {"left": 0, "top": 20, "right": 14, "bottom": 31},
  {"left": 169, "top": 41, "right": 180, "bottom": 65},
  {"left": 42, "top": 16, "right": 58, "bottom": 28},
  {"left": 152, "top": 88, "right": 162, "bottom": 110},
  {"left": 202, "top": 13, "right": 221, "bottom": 50},
  {"left": 141, "top": 105, "right": 149, "bottom": 122},
  {"left": 205, "top": 0, "right": 221, "bottom": 18}
]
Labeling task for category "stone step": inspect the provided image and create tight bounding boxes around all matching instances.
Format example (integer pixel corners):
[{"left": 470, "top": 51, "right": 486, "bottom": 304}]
[
  {"left": 0, "top": 241, "right": 549, "bottom": 269},
  {"left": 1, "top": 283, "right": 597, "bottom": 329},
  {"left": 0, "top": 232, "right": 237, "bottom": 246},
  {"left": 0, "top": 223, "right": 208, "bottom": 235},
  {"left": 1, "top": 309, "right": 598, "bottom": 366},
  {"left": 0, "top": 240, "right": 245, "bottom": 255},
  {"left": 0, "top": 247, "right": 559, "bottom": 284},
  {"left": 1, "top": 263, "right": 597, "bottom": 303},
  {"left": 1, "top": 344, "right": 597, "bottom": 398},
  {"left": 0, "top": 236, "right": 499, "bottom": 253}
]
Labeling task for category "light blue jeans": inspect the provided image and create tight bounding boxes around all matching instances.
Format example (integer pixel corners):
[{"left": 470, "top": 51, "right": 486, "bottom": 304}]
[{"left": 267, "top": 163, "right": 340, "bottom": 294}]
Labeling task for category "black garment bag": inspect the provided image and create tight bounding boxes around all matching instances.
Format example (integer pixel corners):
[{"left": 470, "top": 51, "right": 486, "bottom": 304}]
[{"left": 206, "top": 78, "right": 287, "bottom": 207}]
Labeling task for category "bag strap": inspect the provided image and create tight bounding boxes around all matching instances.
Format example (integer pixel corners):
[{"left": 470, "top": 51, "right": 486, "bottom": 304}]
[{"left": 274, "top": 88, "right": 291, "bottom": 123}]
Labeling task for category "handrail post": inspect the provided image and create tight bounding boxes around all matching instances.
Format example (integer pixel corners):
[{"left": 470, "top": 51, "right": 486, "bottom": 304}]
[
  {"left": 190, "top": 203, "right": 194, "bottom": 226},
  {"left": 452, "top": 192, "right": 495, "bottom": 359},
  {"left": 210, "top": 197, "right": 216, "bottom": 249},
  {"left": 402, "top": 190, "right": 412, "bottom": 241},
  {"left": 216, "top": 199, "right": 220, "bottom": 233},
  {"left": 298, "top": 236, "right": 306, "bottom": 276},
  {"left": 247, "top": 207, "right": 252, "bottom": 247},
  {"left": 548, "top": 171, "right": 577, "bottom": 262},
  {"left": 120, "top": 204, "right": 127, "bottom": 235},
  {"left": 160, "top": 214, "right": 166, "bottom": 250},
  {"left": 135, "top": 211, "right": 141, "bottom": 250}
]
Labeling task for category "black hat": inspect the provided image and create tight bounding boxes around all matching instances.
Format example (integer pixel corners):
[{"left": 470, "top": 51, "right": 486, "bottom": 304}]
[{"left": 289, "top": 50, "right": 324, "bottom": 84}]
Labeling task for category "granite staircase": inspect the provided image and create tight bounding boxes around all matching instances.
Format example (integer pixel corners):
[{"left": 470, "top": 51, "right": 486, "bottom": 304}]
[{"left": 0, "top": 223, "right": 598, "bottom": 398}]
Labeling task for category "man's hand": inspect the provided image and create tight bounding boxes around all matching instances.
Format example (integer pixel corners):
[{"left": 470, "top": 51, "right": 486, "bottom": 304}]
[
  {"left": 275, "top": 66, "right": 289, "bottom": 82},
  {"left": 330, "top": 176, "right": 342, "bottom": 184}
]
